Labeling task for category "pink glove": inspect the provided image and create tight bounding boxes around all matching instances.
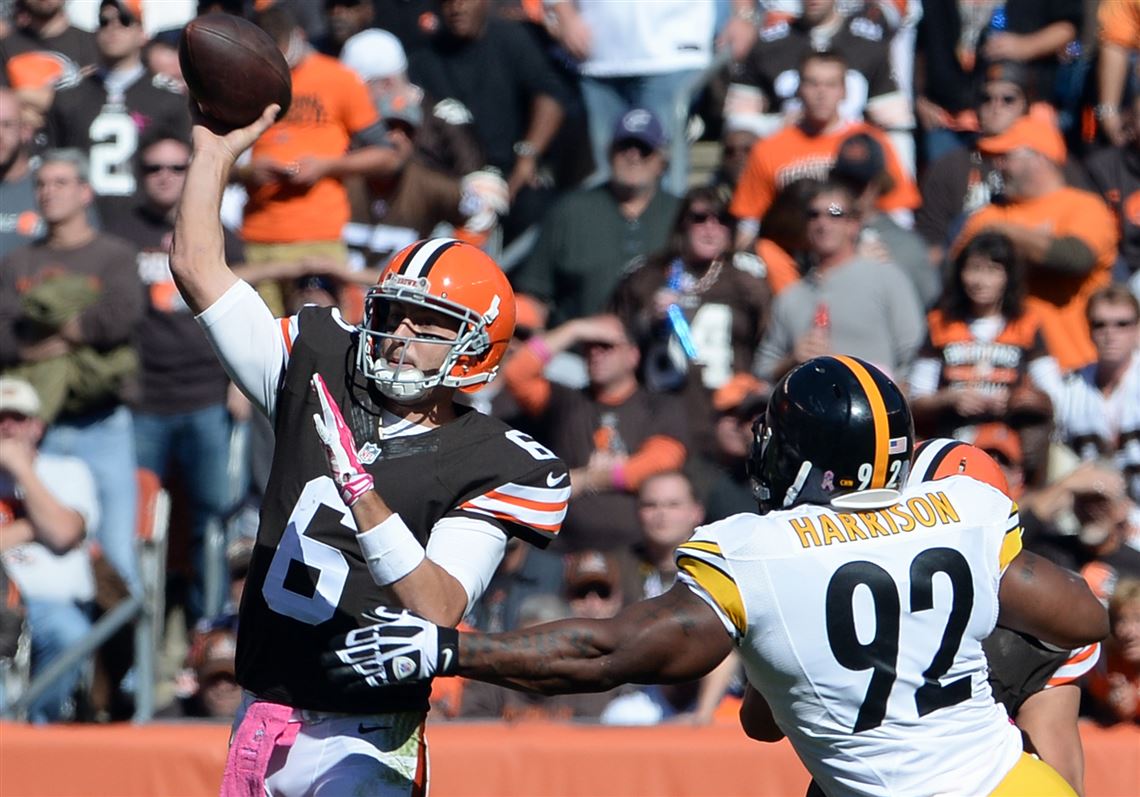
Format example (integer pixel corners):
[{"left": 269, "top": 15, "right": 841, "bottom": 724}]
[{"left": 311, "top": 373, "right": 374, "bottom": 507}]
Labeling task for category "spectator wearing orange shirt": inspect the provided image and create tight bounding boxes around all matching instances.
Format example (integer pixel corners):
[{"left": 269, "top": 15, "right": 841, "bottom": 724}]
[
  {"left": 730, "top": 50, "right": 919, "bottom": 252},
  {"left": 239, "top": 5, "right": 409, "bottom": 315},
  {"left": 952, "top": 115, "right": 1118, "bottom": 372}
]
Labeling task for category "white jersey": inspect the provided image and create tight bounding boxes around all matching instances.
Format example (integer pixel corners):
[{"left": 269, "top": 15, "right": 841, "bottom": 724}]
[{"left": 677, "top": 476, "right": 1024, "bottom": 797}]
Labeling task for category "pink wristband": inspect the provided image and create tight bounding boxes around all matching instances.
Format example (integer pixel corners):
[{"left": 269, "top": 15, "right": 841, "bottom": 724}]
[{"left": 526, "top": 336, "right": 554, "bottom": 364}]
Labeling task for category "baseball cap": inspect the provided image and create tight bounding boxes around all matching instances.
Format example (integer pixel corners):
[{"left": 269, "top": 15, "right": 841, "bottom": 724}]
[
  {"left": 196, "top": 630, "right": 237, "bottom": 682},
  {"left": 100, "top": 0, "right": 145, "bottom": 26},
  {"left": 981, "top": 60, "right": 1033, "bottom": 99},
  {"left": 971, "top": 423, "right": 1023, "bottom": 466},
  {"left": 564, "top": 551, "right": 621, "bottom": 596},
  {"left": 340, "top": 29, "right": 408, "bottom": 82},
  {"left": 0, "top": 378, "right": 42, "bottom": 419},
  {"left": 978, "top": 115, "right": 1066, "bottom": 165},
  {"left": 712, "top": 373, "right": 769, "bottom": 419},
  {"left": 611, "top": 108, "right": 667, "bottom": 151},
  {"left": 830, "top": 132, "right": 886, "bottom": 189}
]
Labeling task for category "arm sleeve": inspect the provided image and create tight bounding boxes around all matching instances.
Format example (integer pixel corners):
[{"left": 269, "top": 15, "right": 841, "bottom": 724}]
[
  {"left": 195, "top": 280, "right": 291, "bottom": 418},
  {"left": 342, "top": 70, "right": 381, "bottom": 135},
  {"left": 425, "top": 515, "right": 510, "bottom": 618},
  {"left": 1046, "top": 642, "right": 1100, "bottom": 687},
  {"left": 1099, "top": 0, "right": 1140, "bottom": 47},
  {"left": 907, "top": 355, "right": 943, "bottom": 398},
  {"left": 622, "top": 435, "right": 687, "bottom": 491},
  {"left": 502, "top": 342, "right": 554, "bottom": 416},
  {"left": 77, "top": 240, "right": 144, "bottom": 348}
]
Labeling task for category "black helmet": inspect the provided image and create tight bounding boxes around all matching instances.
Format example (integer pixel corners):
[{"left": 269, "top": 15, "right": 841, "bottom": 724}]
[{"left": 748, "top": 356, "right": 913, "bottom": 513}]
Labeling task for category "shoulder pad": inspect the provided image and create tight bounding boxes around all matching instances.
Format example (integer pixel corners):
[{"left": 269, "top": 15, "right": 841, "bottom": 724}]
[
  {"left": 759, "top": 20, "right": 790, "bottom": 43},
  {"left": 849, "top": 16, "right": 884, "bottom": 42},
  {"left": 151, "top": 73, "right": 184, "bottom": 93},
  {"left": 731, "top": 251, "right": 766, "bottom": 278},
  {"left": 433, "top": 98, "right": 474, "bottom": 126}
]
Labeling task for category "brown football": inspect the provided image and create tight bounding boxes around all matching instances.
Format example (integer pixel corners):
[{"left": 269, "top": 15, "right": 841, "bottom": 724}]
[{"left": 178, "top": 14, "right": 292, "bottom": 129}]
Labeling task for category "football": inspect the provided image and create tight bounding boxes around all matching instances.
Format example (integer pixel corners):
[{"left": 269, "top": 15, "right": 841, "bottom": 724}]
[{"left": 178, "top": 14, "right": 292, "bottom": 129}]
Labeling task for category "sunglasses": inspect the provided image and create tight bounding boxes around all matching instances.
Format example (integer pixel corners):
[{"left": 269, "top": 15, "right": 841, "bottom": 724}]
[
  {"left": 1090, "top": 318, "right": 1138, "bottom": 330},
  {"left": 723, "top": 144, "right": 753, "bottom": 156},
  {"left": 98, "top": 12, "right": 138, "bottom": 29},
  {"left": 613, "top": 140, "right": 656, "bottom": 158},
  {"left": 807, "top": 203, "right": 853, "bottom": 220},
  {"left": 686, "top": 210, "right": 732, "bottom": 227},
  {"left": 570, "top": 584, "right": 613, "bottom": 601},
  {"left": 142, "top": 163, "right": 188, "bottom": 175},
  {"left": 981, "top": 92, "right": 1021, "bottom": 106}
]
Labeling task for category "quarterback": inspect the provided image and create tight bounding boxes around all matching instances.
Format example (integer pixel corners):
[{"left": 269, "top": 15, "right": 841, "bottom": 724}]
[
  {"left": 170, "top": 106, "right": 569, "bottom": 795},
  {"left": 328, "top": 356, "right": 1108, "bottom": 797}
]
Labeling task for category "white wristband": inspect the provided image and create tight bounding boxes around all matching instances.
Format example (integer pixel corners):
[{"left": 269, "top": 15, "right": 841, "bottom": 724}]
[{"left": 356, "top": 514, "right": 426, "bottom": 586}]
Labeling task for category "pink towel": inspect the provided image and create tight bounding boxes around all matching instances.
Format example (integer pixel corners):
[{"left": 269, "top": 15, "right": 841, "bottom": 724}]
[{"left": 219, "top": 701, "right": 299, "bottom": 797}]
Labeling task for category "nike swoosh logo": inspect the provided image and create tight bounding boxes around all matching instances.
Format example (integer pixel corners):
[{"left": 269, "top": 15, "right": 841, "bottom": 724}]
[
  {"left": 439, "top": 647, "right": 454, "bottom": 672},
  {"left": 546, "top": 472, "right": 568, "bottom": 487},
  {"left": 358, "top": 723, "right": 389, "bottom": 734}
]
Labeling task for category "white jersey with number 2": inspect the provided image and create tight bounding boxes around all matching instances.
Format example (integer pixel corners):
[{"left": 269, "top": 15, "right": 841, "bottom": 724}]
[{"left": 677, "top": 475, "right": 1024, "bottom": 797}]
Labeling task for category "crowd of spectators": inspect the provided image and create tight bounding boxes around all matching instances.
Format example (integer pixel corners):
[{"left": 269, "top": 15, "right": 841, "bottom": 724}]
[{"left": 0, "top": 0, "right": 1137, "bottom": 741}]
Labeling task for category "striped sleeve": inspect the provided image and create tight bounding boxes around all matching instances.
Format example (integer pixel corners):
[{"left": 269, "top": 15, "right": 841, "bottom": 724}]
[
  {"left": 998, "top": 500, "right": 1023, "bottom": 574},
  {"left": 675, "top": 539, "right": 747, "bottom": 640},
  {"left": 1046, "top": 643, "right": 1101, "bottom": 688},
  {"left": 457, "top": 476, "right": 570, "bottom": 548}
]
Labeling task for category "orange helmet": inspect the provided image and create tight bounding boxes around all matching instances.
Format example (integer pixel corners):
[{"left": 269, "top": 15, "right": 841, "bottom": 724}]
[
  {"left": 357, "top": 238, "right": 516, "bottom": 401},
  {"left": 908, "top": 438, "right": 1012, "bottom": 498}
]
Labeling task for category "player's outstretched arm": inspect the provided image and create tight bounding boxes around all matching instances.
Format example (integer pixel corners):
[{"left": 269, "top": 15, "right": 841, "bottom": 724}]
[
  {"left": 327, "top": 585, "right": 735, "bottom": 695},
  {"left": 460, "top": 585, "right": 734, "bottom": 693},
  {"left": 998, "top": 550, "right": 1109, "bottom": 649},
  {"left": 170, "top": 103, "right": 279, "bottom": 314}
]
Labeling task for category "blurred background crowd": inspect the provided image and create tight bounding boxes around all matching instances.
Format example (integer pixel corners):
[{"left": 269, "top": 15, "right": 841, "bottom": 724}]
[{"left": 0, "top": 0, "right": 1138, "bottom": 740}]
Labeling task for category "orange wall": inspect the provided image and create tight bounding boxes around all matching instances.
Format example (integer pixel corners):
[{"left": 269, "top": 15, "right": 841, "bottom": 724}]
[{"left": 0, "top": 720, "right": 1136, "bottom": 797}]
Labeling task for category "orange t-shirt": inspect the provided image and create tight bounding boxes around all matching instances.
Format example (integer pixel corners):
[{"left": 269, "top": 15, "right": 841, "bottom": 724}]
[
  {"left": 1099, "top": 0, "right": 1140, "bottom": 48},
  {"left": 241, "top": 53, "right": 380, "bottom": 244},
  {"left": 729, "top": 121, "right": 920, "bottom": 222},
  {"left": 951, "top": 187, "right": 1118, "bottom": 371}
]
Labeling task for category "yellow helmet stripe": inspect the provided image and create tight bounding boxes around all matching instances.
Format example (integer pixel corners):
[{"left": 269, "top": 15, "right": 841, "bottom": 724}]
[{"left": 833, "top": 355, "right": 888, "bottom": 488}]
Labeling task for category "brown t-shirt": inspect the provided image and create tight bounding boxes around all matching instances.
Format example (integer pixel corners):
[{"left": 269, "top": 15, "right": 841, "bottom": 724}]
[
  {"left": 0, "top": 233, "right": 142, "bottom": 367},
  {"left": 503, "top": 348, "right": 689, "bottom": 552}
]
